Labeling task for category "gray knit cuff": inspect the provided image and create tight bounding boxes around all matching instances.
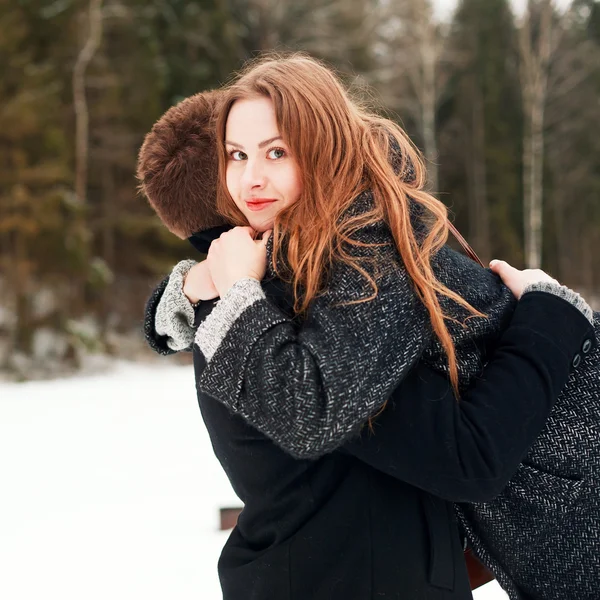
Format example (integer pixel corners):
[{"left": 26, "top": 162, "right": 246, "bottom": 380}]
[
  {"left": 195, "top": 277, "right": 266, "bottom": 363},
  {"left": 155, "top": 259, "right": 198, "bottom": 351},
  {"left": 522, "top": 281, "right": 593, "bottom": 324}
]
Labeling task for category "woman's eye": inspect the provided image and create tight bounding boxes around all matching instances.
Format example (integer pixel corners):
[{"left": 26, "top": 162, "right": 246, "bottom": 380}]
[
  {"left": 229, "top": 150, "right": 247, "bottom": 161},
  {"left": 268, "top": 147, "right": 286, "bottom": 159}
]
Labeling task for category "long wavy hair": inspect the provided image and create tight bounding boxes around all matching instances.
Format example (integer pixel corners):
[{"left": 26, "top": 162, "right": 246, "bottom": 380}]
[{"left": 214, "top": 53, "right": 485, "bottom": 398}]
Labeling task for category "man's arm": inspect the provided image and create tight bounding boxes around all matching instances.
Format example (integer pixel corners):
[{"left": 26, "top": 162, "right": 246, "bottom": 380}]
[{"left": 341, "top": 288, "right": 596, "bottom": 503}]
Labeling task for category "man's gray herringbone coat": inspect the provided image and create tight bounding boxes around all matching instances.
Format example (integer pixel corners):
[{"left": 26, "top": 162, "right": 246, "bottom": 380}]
[{"left": 423, "top": 245, "right": 600, "bottom": 600}]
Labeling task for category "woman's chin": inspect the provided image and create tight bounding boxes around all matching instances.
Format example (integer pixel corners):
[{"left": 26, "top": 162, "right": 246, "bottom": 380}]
[{"left": 249, "top": 218, "right": 274, "bottom": 233}]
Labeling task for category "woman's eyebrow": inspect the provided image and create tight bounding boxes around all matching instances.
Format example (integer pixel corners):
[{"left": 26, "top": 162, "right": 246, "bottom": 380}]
[
  {"left": 258, "top": 136, "right": 283, "bottom": 148},
  {"left": 225, "top": 136, "right": 283, "bottom": 150}
]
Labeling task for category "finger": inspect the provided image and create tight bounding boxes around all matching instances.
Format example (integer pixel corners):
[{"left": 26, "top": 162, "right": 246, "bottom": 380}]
[
  {"left": 260, "top": 230, "right": 272, "bottom": 246},
  {"left": 489, "top": 259, "right": 514, "bottom": 274},
  {"left": 236, "top": 226, "right": 256, "bottom": 237}
]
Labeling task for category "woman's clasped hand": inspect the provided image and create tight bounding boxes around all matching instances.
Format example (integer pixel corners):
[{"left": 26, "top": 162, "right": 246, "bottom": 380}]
[
  {"left": 206, "top": 226, "right": 271, "bottom": 297},
  {"left": 182, "top": 226, "right": 270, "bottom": 303}
]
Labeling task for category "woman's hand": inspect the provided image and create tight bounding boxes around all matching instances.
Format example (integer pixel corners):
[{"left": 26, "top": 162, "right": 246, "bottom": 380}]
[
  {"left": 489, "top": 260, "right": 559, "bottom": 300},
  {"left": 183, "top": 261, "right": 219, "bottom": 303},
  {"left": 207, "top": 226, "right": 272, "bottom": 297}
]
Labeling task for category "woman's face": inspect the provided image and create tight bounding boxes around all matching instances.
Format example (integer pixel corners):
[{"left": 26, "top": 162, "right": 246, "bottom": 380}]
[{"left": 225, "top": 96, "right": 303, "bottom": 232}]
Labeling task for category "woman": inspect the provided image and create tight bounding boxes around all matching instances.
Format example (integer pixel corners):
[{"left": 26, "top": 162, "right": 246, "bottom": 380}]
[{"left": 139, "top": 58, "right": 598, "bottom": 599}]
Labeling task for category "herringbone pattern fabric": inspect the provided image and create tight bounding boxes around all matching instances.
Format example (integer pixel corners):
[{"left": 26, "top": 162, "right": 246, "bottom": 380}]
[
  {"left": 452, "top": 315, "right": 600, "bottom": 600},
  {"left": 424, "top": 247, "right": 600, "bottom": 599}
]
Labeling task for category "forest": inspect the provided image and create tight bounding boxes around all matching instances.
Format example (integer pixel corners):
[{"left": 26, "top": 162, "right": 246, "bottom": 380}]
[{"left": 1, "top": 0, "right": 599, "bottom": 379}]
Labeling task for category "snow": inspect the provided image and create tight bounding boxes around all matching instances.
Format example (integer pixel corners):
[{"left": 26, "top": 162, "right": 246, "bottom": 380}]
[{"left": 0, "top": 361, "right": 508, "bottom": 599}]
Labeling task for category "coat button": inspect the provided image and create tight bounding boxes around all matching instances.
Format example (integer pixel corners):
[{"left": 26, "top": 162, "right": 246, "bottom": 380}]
[
  {"left": 573, "top": 354, "right": 582, "bottom": 369},
  {"left": 582, "top": 339, "right": 593, "bottom": 354}
]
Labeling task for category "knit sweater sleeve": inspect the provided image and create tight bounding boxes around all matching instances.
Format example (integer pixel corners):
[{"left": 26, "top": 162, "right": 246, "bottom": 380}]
[
  {"left": 195, "top": 220, "right": 433, "bottom": 459},
  {"left": 522, "top": 281, "right": 593, "bottom": 323},
  {"left": 144, "top": 260, "right": 217, "bottom": 355},
  {"left": 154, "top": 260, "right": 198, "bottom": 352}
]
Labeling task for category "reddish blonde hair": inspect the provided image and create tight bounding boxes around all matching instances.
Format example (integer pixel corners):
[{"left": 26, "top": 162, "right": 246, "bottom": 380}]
[{"left": 215, "top": 53, "right": 485, "bottom": 397}]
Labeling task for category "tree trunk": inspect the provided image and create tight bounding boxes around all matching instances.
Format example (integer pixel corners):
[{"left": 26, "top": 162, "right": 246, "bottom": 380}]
[
  {"left": 100, "top": 160, "right": 116, "bottom": 347},
  {"left": 73, "top": 0, "right": 103, "bottom": 208},
  {"left": 71, "top": 0, "right": 103, "bottom": 314},
  {"left": 420, "top": 27, "right": 439, "bottom": 192},
  {"left": 519, "top": 0, "right": 553, "bottom": 269},
  {"left": 524, "top": 99, "right": 546, "bottom": 268},
  {"left": 12, "top": 224, "right": 34, "bottom": 361},
  {"left": 469, "top": 80, "right": 490, "bottom": 261},
  {"left": 551, "top": 188, "right": 569, "bottom": 281},
  {"left": 383, "top": 0, "right": 441, "bottom": 193}
]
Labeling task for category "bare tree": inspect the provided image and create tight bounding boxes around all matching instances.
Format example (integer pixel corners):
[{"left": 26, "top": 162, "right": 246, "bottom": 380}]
[
  {"left": 465, "top": 76, "right": 490, "bottom": 260},
  {"left": 374, "top": 0, "right": 443, "bottom": 192},
  {"left": 518, "top": 0, "right": 554, "bottom": 268},
  {"left": 73, "top": 0, "right": 104, "bottom": 207},
  {"left": 408, "top": 0, "right": 441, "bottom": 193}
]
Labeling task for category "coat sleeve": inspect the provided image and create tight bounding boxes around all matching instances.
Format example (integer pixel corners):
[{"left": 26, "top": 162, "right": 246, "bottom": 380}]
[
  {"left": 195, "top": 221, "right": 434, "bottom": 459},
  {"left": 340, "top": 290, "right": 597, "bottom": 503}
]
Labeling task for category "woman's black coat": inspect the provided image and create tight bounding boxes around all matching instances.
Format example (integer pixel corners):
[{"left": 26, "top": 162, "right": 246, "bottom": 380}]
[{"left": 145, "top": 251, "right": 594, "bottom": 599}]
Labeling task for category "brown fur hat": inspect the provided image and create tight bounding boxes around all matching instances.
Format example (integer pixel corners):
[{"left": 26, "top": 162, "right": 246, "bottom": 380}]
[{"left": 137, "top": 90, "right": 229, "bottom": 239}]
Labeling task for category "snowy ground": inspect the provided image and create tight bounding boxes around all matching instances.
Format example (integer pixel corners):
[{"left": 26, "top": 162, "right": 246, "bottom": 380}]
[{"left": 0, "top": 362, "right": 508, "bottom": 599}]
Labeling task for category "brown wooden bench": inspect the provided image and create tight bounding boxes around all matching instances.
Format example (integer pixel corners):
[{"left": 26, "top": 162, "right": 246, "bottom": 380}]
[{"left": 464, "top": 547, "right": 495, "bottom": 590}]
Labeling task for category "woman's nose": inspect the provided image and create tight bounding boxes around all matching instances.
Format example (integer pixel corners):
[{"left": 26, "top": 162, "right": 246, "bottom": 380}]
[{"left": 241, "top": 160, "right": 267, "bottom": 190}]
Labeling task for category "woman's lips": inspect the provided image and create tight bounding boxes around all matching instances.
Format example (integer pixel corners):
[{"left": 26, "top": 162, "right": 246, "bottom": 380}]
[{"left": 245, "top": 199, "right": 277, "bottom": 212}]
